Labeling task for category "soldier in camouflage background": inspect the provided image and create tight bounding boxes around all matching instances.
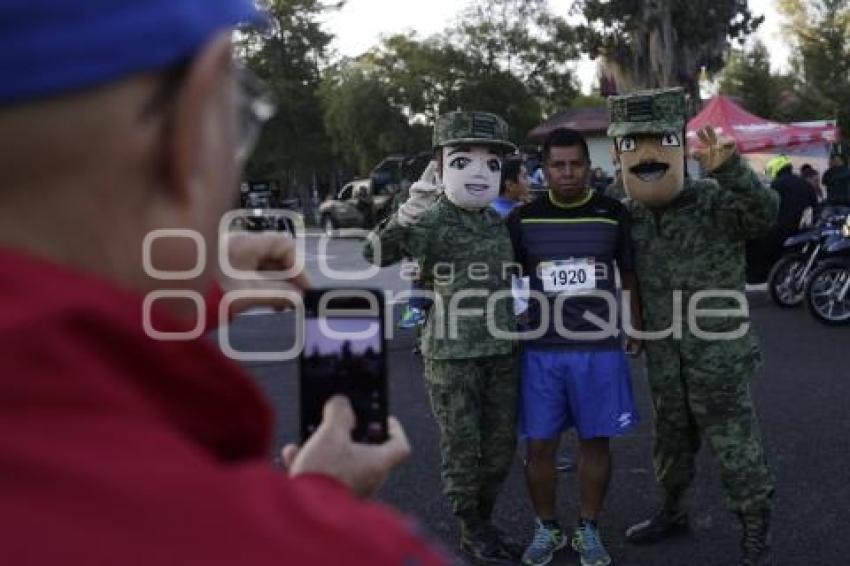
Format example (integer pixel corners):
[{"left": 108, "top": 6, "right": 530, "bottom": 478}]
[
  {"left": 364, "top": 111, "right": 520, "bottom": 564},
  {"left": 607, "top": 88, "right": 778, "bottom": 566}
]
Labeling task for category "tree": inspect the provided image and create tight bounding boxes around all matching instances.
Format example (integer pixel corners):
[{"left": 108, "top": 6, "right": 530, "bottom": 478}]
[
  {"left": 719, "top": 41, "right": 782, "bottom": 118},
  {"left": 574, "top": 0, "right": 763, "bottom": 97},
  {"left": 362, "top": 34, "right": 470, "bottom": 125},
  {"left": 319, "top": 61, "right": 427, "bottom": 174},
  {"left": 238, "top": 0, "right": 339, "bottom": 195},
  {"left": 779, "top": 0, "right": 850, "bottom": 133},
  {"left": 364, "top": 33, "right": 543, "bottom": 143},
  {"left": 359, "top": 0, "right": 589, "bottom": 145},
  {"left": 450, "top": 0, "right": 581, "bottom": 114}
]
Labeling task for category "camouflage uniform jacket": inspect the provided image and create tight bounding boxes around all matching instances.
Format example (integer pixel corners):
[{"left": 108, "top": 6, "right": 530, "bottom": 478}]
[
  {"left": 625, "top": 154, "right": 779, "bottom": 369},
  {"left": 364, "top": 196, "right": 516, "bottom": 360}
]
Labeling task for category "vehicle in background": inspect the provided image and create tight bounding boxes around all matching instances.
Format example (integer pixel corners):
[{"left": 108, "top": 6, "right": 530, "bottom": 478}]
[
  {"left": 318, "top": 178, "right": 379, "bottom": 236},
  {"left": 805, "top": 216, "right": 850, "bottom": 325},
  {"left": 319, "top": 152, "right": 431, "bottom": 237},
  {"left": 768, "top": 211, "right": 848, "bottom": 307},
  {"left": 232, "top": 180, "right": 299, "bottom": 236}
]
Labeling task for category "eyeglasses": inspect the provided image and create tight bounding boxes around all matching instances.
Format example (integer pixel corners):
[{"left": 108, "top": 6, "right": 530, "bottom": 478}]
[{"left": 140, "top": 61, "right": 276, "bottom": 162}]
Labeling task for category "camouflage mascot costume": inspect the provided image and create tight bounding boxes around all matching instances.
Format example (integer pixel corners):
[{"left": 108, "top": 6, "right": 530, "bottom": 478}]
[
  {"left": 364, "top": 111, "right": 520, "bottom": 563},
  {"left": 607, "top": 88, "right": 778, "bottom": 566}
]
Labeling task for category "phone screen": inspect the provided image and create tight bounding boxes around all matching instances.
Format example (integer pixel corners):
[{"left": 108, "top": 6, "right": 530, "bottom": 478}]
[{"left": 300, "top": 290, "right": 387, "bottom": 443}]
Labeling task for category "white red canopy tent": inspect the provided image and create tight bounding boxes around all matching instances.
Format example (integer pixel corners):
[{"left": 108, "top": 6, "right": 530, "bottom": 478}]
[
  {"left": 686, "top": 95, "right": 838, "bottom": 152},
  {"left": 687, "top": 96, "right": 839, "bottom": 177}
]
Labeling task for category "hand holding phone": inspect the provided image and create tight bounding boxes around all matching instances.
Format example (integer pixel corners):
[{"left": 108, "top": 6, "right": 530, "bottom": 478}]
[{"left": 283, "top": 396, "right": 410, "bottom": 498}]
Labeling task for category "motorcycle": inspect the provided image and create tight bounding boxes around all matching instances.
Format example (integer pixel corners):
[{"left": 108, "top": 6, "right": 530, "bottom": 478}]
[
  {"left": 805, "top": 219, "right": 850, "bottom": 326},
  {"left": 767, "top": 212, "right": 848, "bottom": 307}
]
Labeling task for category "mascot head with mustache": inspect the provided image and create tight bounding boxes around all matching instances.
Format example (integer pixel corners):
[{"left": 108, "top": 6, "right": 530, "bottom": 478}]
[{"left": 607, "top": 88, "right": 688, "bottom": 208}]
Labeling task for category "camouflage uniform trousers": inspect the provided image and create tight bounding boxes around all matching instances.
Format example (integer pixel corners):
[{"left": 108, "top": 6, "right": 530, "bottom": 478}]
[
  {"left": 644, "top": 337, "right": 775, "bottom": 514},
  {"left": 423, "top": 354, "right": 519, "bottom": 531}
]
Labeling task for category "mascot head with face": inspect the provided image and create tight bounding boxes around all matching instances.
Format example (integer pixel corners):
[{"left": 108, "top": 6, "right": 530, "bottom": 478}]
[
  {"left": 607, "top": 88, "right": 688, "bottom": 208},
  {"left": 433, "top": 111, "right": 517, "bottom": 210}
]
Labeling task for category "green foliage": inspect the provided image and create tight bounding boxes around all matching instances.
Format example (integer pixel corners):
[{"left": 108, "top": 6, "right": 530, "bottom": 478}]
[
  {"left": 719, "top": 41, "right": 784, "bottom": 118},
  {"left": 363, "top": 32, "right": 544, "bottom": 144},
  {"left": 570, "top": 93, "right": 608, "bottom": 108},
  {"left": 450, "top": 0, "right": 581, "bottom": 114},
  {"left": 575, "top": 0, "right": 763, "bottom": 95},
  {"left": 237, "top": 0, "right": 590, "bottom": 194},
  {"left": 320, "top": 61, "right": 427, "bottom": 174},
  {"left": 359, "top": 0, "right": 581, "bottom": 144},
  {"left": 779, "top": 0, "right": 850, "bottom": 133},
  {"left": 362, "top": 35, "right": 471, "bottom": 124},
  {"left": 238, "top": 0, "right": 337, "bottom": 185}
]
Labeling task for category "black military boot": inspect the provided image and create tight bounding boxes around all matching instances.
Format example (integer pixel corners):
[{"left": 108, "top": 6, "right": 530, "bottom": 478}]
[
  {"left": 738, "top": 510, "right": 774, "bottom": 566},
  {"left": 625, "top": 498, "right": 689, "bottom": 544},
  {"left": 459, "top": 519, "right": 513, "bottom": 564}
]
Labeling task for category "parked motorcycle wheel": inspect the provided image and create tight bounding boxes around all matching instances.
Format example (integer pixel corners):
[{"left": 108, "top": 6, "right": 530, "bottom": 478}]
[
  {"left": 806, "top": 263, "right": 850, "bottom": 326},
  {"left": 768, "top": 253, "right": 807, "bottom": 308}
]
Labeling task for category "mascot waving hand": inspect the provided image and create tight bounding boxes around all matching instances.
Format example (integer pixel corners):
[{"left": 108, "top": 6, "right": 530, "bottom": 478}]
[{"left": 609, "top": 88, "right": 778, "bottom": 566}]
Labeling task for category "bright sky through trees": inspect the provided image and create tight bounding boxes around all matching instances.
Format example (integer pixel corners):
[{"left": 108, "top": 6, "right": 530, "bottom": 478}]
[{"left": 322, "top": 0, "right": 790, "bottom": 93}]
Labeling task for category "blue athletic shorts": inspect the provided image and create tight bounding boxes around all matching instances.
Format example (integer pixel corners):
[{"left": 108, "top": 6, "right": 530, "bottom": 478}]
[{"left": 520, "top": 348, "right": 639, "bottom": 440}]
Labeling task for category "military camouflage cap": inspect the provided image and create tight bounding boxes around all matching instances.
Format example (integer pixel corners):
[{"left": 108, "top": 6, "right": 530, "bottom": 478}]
[
  {"left": 433, "top": 111, "right": 517, "bottom": 152},
  {"left": 607, "top": 87, "right": 687, "bottom": 137}
]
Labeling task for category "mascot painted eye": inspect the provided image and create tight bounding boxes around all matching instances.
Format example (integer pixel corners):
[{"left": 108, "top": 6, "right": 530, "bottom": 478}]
[
  {"left": 449, "top": 156, "right": 472, "bottom": 170},
  {"left": 620, "top": 137, "right": 637, "bottom": 152},
  {"left": 661, "top": 133, "right": 681, "bottom": 147}
]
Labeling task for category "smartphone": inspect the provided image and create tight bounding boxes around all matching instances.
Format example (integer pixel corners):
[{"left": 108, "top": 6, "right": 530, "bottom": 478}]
[{"left": 300, "top": 288, "right": 388, "bottom": 444}]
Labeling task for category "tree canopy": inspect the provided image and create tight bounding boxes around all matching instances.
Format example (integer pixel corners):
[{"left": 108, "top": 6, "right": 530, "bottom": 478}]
[
  {"left": 236, "top": 0, "right": 850, "bottom": 199},
  {"left": 319, "top": 60, "right": 429, "bottom": 174},
  {"left": 779, "top": 0, "right": 850, "bottom": 133},
  {"left": 574, "top": 0, "right": 763, "bottom": 96},
  {"left": 238, "top": 0, "right": 336, "bottom": 187},
  {"left": 719, "top": 41, "right": 788, "bottom": 119}
]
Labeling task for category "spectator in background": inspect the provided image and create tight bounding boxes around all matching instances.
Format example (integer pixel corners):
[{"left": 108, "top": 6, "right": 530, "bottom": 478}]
[
  {"left": 822, "top": 153, "right": 850, "bottom": 205},
  {"left": 492, "top": 156, "right": 531, "bottom": 217},
  {"left": 531, "top": 162, "right": 547, "bottom": 190},
  {"left": 768, "top": 156, "right": 818, "bottom": 237},
  {"left": 356, "top": 185, "right": 375, "bottom": 229},
  {"left": 0, "top": 2, "right": 447, "bottom": 565},
  {"left": 589, "top": 167, "right": 611, "bottom": 193},
  {"left": 747, "top": 155, "right": 818, "bottom": 283},
  {"left": 800, "top": 163, "right": 824, "bottom": 202},
  {"left": 605, "top": 147, "right": 627, "bottom": 201},
  {"left": 605, "top": 167, "right": 626, "bottom": 201}
]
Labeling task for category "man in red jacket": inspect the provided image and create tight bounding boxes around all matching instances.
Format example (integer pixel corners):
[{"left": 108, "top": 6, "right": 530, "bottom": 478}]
[{"left": 0, "top": 1, "right": 447, "bottom": 564}]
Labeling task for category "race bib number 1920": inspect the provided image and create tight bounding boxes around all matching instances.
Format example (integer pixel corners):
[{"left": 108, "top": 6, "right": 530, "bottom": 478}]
[{"left": 539, "top": 259, "right": 596, "bottom": 294}]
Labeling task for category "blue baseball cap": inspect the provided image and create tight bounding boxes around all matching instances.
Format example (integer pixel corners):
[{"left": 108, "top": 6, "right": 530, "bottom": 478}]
[{"left": 0, "top": 0, "right": 267, "bottom": 105}]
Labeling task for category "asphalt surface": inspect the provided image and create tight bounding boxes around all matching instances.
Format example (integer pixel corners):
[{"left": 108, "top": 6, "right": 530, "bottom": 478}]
[{"left": 224, "top": 234, "right": 848, "bottom": 566}]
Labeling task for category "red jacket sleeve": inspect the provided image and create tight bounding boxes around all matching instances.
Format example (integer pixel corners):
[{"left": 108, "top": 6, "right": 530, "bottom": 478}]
[{"left": 0, "top": 413, "right": 451, "bottom": 566}]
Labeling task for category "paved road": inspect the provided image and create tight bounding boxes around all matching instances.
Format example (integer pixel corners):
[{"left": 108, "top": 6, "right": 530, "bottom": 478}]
[{"left": 225, "top": 234, "right": 848, "bottom": 565}]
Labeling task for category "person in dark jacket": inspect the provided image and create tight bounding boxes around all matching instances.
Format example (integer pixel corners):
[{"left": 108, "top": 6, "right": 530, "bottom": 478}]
[
  {"left": 746, "top": 156, "right": 817, "bottom": 283},
  {"left": 822, "top": 154, "right": 850, "bottom": 205},
  {"left": 800, "top": 163, "right": 824, "bottom": 202},
  {"left": 768, "top": 156, "right": 818, "bottom": 237}
]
